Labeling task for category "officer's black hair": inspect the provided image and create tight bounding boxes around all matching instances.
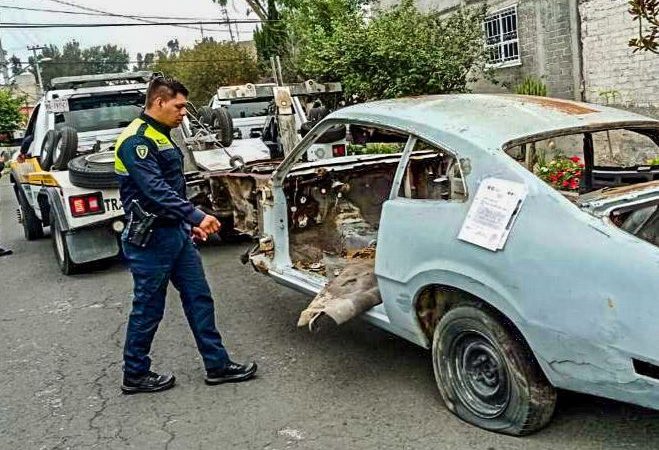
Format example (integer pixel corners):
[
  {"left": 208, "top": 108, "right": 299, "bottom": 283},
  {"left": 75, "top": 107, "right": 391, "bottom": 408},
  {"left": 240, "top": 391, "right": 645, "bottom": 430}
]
[{"left": 145, "top": 76, "right": 189, "bottom": 108}]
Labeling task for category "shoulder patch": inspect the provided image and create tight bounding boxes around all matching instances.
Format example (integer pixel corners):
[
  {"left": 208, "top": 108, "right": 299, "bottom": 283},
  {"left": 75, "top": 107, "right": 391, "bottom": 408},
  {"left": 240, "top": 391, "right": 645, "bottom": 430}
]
[{"left": 135, "top": 144, "right": 149, "bottom": 159}]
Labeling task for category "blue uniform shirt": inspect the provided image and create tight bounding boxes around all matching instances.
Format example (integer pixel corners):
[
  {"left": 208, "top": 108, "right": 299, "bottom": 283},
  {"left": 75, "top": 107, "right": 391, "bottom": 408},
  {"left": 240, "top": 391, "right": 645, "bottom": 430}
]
[{"left": 114, "top": 113, "right": 205, "bottom": 226}]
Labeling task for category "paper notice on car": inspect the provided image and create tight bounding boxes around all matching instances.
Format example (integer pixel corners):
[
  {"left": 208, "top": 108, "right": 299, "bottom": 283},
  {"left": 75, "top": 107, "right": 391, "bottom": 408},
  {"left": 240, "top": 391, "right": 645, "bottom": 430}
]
[{"left": 458, "top": 178, "right": 527, "bottom": 251}]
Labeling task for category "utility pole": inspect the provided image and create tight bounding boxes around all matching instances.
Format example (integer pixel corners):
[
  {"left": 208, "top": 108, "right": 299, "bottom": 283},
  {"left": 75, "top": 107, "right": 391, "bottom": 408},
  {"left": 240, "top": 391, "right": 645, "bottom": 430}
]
[
  {"left": 27, "top": 45, "right": 47, "bottom": 96},
  {"left": 0, "top": 39, "right": 9, "bottom": 84},
  {"left": 222, "top": 8, "right": 235, "bottom": 42}
]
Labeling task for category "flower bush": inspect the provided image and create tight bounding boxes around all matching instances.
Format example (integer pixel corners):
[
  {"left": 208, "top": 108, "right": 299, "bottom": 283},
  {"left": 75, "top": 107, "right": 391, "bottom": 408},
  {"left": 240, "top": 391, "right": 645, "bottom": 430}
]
[{"left": 537, "top": 155, "right": 584, "bottom": 191}]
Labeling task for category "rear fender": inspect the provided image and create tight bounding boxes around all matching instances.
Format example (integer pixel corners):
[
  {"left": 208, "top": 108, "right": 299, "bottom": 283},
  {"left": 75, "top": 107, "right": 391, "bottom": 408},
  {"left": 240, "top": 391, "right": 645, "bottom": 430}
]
[{"left": 44, "top": 187, "right": 70, "bottom": 231}]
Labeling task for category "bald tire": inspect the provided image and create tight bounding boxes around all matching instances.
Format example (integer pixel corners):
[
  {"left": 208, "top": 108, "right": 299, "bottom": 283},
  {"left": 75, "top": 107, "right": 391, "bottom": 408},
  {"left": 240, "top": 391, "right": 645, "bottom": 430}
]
[{"left": 432, "top": 306, "right": 556, "bottom": 436}]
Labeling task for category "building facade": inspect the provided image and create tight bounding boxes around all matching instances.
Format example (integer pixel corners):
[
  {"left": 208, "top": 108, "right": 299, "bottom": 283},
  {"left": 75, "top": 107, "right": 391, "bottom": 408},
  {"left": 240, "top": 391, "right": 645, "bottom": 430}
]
[
  {"left": 579, "top": 0, "right": 658, "bottom": 117},
  {"left": 378, "top": 0, "right": 658, "bottom": 117}
]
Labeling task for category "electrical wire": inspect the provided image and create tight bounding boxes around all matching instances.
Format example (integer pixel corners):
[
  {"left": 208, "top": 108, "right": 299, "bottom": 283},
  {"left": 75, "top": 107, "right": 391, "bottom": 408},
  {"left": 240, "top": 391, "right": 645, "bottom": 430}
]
[
  {"left": 0, "top": 4, "right": 246, "bottom": 21},
  {"left": 42, "top": 0, "right": 259, "bottom": 33},
  {"left": 0, "top": 20, "right": 268, "bottom": 29},
  {"left": 9, "top": 58, "right": 255, "bottom": 64}
]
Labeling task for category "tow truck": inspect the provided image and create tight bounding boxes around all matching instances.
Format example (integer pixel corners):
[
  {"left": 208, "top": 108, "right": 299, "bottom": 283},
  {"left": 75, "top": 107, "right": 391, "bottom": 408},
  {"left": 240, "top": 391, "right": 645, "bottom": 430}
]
[{"left": 10, "top": 72, "right": 150, "bottom": 274}]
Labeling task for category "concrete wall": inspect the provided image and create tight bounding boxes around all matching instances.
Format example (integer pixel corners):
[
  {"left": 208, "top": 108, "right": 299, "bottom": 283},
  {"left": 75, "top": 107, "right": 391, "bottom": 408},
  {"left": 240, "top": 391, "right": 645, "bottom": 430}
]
[
  {"left": 376, "top": 0, "right": 581, "bottom": 99},
  {"left": 579, "top": 0, "right": 659, "bottom": 118}
]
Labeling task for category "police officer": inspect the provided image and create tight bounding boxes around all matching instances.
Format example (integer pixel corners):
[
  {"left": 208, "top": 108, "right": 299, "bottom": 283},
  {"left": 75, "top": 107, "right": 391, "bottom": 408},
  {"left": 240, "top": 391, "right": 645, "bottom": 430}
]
[{"left": 115, "top": 76, "right": 257, "bottom": 394}]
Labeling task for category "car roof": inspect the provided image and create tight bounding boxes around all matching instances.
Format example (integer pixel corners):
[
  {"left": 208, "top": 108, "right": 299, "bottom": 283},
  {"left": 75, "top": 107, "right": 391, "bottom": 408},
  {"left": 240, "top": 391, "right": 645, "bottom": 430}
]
[{"left": 331, "top": 94, "right": 659, "bottom": 150}]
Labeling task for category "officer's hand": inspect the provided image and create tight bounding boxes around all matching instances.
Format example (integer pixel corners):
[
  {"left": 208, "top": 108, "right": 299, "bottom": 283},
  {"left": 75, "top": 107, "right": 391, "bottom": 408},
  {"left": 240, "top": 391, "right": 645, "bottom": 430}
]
[
  {"left": 17, "top": 153, "right": 26, "bottom": 163},
  {"left": 192, "top": 227, "right": 208, "bottom": 242},
  {"left": 199, "top": 214, "right": 221, "bottom": 234}
]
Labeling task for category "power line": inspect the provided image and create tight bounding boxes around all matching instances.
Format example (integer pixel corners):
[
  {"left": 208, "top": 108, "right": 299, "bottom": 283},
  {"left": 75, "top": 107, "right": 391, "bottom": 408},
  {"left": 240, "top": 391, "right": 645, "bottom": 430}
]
[
  {"left": 43, "top": 0, "right": 256, "bottom": 34},
  {"left": 10, "top": 58, "right": 255, "bottom": 65},
  {"left": 0, "top": 20, "right": 269, "bottom": 29},
  {"left": 0, "top": 4, "right": 249, "bottom": 22}
]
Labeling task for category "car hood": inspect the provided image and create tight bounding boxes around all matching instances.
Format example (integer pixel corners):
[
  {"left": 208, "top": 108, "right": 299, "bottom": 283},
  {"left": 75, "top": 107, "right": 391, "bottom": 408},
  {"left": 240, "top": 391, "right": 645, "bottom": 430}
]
[{"left": 576, "top": 181, "right": 659, "bottom": 217}]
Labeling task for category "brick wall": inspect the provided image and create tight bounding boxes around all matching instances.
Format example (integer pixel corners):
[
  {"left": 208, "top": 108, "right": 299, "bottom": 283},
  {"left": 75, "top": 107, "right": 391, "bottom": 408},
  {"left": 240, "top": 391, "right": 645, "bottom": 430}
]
[{"left": 579, "top": 0, "right": 659, "bottom": 118}]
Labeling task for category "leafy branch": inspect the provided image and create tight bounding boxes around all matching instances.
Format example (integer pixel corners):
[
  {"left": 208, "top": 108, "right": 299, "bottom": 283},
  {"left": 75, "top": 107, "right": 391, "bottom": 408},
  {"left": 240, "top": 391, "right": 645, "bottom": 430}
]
[{"left": 629, "top": 0, "right": 659, "bottom": 54}]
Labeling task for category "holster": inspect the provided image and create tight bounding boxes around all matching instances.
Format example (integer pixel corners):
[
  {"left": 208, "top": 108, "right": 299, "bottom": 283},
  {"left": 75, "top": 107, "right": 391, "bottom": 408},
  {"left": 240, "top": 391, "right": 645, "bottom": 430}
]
[{"left": 125, "top": 200, "right": 156, "bottom": 248}]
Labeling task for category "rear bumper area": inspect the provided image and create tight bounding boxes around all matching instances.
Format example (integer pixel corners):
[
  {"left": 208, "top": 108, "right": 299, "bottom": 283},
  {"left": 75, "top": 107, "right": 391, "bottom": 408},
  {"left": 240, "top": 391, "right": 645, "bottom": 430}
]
[{"left": 65, "top": 221, "right": 122, "bottom": 264}]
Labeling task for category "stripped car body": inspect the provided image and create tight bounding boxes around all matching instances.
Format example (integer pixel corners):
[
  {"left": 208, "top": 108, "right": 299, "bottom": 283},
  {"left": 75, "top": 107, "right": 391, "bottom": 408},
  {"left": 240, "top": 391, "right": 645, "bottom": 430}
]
[{"left": 244, "top": 94, "right": 659, "bottom": 433}]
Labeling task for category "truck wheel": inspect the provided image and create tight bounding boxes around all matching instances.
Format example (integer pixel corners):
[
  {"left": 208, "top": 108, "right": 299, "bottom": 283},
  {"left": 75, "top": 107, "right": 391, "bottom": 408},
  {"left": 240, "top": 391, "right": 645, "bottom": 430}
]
[
  {"left": 39, "top": 130, "right": 60, "bottom": 171},
  {"left": 52, "top": 126, "right": 78, "bottom": 170},
  {"left": 213, "top": 107, "right": 233, "bottom": 147},
  {"left": 432, "top": 306, "right": 556, "bottom": 436},
  {"left": 50, "top": 216, "right": 80, "bottom": 275},
  {"left": 198, "top": 106, "right": 214, "bottom": 127},
  {"left": 15, "top": 183, "right": 44, "bottom": 240},
  {"left": 68, "top": 153, "right": 118, "bottom": 189}
]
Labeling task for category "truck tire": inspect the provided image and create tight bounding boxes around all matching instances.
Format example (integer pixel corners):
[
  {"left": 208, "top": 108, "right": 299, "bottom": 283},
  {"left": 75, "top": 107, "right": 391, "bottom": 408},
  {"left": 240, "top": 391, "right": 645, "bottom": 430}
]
[
  {"left": 50, "top": 215, "right": 80, "bottom": 275},
  {"left": 52, "top": 126, "right": 78, "bottom": 170},
  {"left": 213, "top": 107, "right": 233, "bottom": 147},
  {"left": 39, "top": 130, "right": 60, "bottom": 171},
  {"left": 198, "top": 106, "right": 214, "bottom": 127},
  {"left": 432, "top": 306, "right": 556, "bottom": 436},
  {"left": 68, "top": 152, "right": 119, "bottom": 189},
  {"left": 14, "top": 183, "right": 44, "bottom": 240}
]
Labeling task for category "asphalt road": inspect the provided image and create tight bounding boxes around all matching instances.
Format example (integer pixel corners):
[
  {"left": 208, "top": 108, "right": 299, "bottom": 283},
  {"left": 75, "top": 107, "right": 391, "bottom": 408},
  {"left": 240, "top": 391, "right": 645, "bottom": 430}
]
[{"left": 1, "top": 178, "right": 658, "bottom": 450}]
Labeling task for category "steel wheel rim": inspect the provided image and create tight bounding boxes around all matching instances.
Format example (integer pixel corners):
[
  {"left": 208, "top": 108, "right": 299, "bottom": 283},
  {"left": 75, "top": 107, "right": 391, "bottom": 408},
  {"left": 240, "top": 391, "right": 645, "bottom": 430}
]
[{"left": 448, "top": 330, "right": 510, "bottom": 419}]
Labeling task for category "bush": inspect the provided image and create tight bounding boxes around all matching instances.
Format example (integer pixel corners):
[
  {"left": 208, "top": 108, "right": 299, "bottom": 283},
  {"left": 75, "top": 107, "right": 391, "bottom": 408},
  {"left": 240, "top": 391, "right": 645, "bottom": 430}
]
[{"left": 516, "top": 77, "right": 548, "bottom": 96}]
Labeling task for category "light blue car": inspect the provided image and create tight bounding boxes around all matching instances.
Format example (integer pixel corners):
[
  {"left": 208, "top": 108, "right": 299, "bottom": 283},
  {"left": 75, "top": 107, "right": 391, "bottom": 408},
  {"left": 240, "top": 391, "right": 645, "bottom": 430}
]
[{"left": 245, "top": 95, "right": 659, "bottom": 435}]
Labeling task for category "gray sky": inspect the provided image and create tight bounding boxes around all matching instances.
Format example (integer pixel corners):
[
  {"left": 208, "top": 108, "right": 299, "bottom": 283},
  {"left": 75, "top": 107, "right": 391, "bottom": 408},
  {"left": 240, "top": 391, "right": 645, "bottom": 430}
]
[{"left": 1, "top": 0, "right": 257, "bottom": 65}]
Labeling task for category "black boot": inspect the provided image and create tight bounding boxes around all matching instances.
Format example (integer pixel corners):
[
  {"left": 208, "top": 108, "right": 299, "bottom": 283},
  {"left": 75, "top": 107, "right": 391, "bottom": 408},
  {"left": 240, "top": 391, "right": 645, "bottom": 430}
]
[
  {"left": 0, "top": 248, "right": 12, "bottom": 257},
  {"left": 121, "top": 371, "right": 176, "bottom": 394},
  {"left": 205, "top": 361, "right": 257, "bottom": 385}
]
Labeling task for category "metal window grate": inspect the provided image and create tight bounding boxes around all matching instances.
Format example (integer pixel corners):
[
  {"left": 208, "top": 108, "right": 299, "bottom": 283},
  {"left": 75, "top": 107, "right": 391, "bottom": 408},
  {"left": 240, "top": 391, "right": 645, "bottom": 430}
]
[{"left": 484, "top": 6, "right": 520, "bottom": 65}]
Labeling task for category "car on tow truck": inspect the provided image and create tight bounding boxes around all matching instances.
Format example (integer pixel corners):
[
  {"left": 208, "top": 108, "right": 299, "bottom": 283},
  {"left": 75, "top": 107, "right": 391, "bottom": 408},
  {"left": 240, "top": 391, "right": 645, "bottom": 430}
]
[
  {"left": 243, "top": 94, "right": 659, "bottom": 435},
  {"left": 10, "top": 72, "right": 151, "bottom": 274}
]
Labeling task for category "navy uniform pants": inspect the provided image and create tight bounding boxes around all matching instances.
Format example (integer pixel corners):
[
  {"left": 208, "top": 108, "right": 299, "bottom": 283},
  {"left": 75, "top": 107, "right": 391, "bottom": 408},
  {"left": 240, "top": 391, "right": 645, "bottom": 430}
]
[{"left": 121, "top": 224, "right": 229, "bottom": 376}]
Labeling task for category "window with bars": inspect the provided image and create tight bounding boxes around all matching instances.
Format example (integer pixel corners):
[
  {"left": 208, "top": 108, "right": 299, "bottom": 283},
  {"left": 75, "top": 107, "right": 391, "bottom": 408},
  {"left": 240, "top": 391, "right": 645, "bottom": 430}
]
[{"left": 484, "top": 5, "right": 520, "bottom": 66}]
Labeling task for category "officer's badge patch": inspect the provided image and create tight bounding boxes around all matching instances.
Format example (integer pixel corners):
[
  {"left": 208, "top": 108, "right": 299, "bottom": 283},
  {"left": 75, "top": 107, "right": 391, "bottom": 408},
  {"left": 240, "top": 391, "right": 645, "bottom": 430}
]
[{"left": 135, "top": 145, "right": 149, "bottom": 159}]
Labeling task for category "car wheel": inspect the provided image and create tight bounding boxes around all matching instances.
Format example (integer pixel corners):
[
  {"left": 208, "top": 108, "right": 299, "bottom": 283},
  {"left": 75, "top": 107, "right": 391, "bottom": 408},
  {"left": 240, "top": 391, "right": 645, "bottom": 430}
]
[
  {"left": 39, "top": 130, "right": 60, "bottom": 171},
  {"left": 432, "top": 306, "right": 556, "bottom": 436},
  {"left": 15, "top": 183, "right": 44, "bottom": 240},
  {"left": 50, "top": 215, "right": 79, "bottom": 275},
  {"left": 51, "top": 126, "right": 78, "bottom": 170}
]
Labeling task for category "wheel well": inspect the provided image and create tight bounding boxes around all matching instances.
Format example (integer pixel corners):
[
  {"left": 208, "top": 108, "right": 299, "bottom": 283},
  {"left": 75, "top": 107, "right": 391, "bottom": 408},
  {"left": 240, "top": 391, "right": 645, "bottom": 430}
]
[{"left": 414, "top": 284, "right": 535, "bottom": 357}]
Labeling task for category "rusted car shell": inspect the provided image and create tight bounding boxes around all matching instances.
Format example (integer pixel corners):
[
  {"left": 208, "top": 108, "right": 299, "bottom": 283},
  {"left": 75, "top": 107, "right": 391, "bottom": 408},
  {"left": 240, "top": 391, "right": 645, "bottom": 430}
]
[{"left": 260, "top": 95, "right": 659, "bottom": 411}]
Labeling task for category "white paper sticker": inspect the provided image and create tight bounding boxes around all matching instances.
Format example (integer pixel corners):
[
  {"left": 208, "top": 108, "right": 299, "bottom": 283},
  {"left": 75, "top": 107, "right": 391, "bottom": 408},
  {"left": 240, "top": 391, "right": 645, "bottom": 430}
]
[
  {"left": 458, "top": 178, "right": 527, "bottom": 251},
  {"left": 45, "top": 98, "right": 69, "bottom": 113}
]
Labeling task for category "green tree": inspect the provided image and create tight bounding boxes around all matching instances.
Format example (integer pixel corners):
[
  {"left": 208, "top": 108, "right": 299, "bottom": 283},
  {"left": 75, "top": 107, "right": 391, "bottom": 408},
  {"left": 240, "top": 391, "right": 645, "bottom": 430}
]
[
  {"left": 629, "top": 0, "right": 659, "bottom": 54},
  {"left": 134, "top": 52, "right": 155, "bottom": 71},
  {"left": 153, "top": 40, "right": 262, "bottom": 104},
  {"left": 15, "top": 40, "right": 131, "bottom": 88},
  {"left": 0, "top": 89, "right": 26, "bottom": 133},
  {"left": 82, "top": 44, "right": 130, "bottom": 75},
  {"left": 293, "top": 0, "right": 489, "bottom": 99},
  {"left": 253, "top": 0, "right": 288, "bottom": 63}
]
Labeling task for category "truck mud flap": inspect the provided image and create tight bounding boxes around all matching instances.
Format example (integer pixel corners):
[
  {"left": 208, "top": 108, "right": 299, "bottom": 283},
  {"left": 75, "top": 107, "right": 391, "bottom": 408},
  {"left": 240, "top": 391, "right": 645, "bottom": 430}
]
[
  {"left": 298, "top": 253, "right": 381, "bottom": 332},
  {"left": 65, "top": 227, "right": 120, "bottom": 264}
]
